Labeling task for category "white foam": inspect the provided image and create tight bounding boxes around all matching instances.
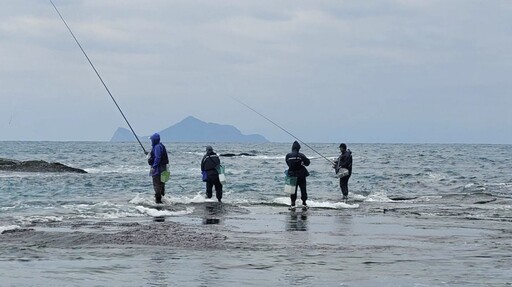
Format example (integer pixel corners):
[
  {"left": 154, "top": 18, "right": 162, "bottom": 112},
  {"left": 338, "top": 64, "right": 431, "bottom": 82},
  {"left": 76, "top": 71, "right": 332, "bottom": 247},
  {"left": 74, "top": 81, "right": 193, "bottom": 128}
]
[
  {"left": 15, "top": 215, "right": 64, "bottom": 224},
  {"left": 273, "top": 197, "right": 359, "bottom": 209},
  {"left": 365, "top": 192, "right": 393, "bottom": 202},
  {"left": 308, "top": 200, "right": 359, "bottom": 209},
  {"left": 0, "top": 225, "right": 21, "bottom": 234},
  {"left": 251, "top": 155, "right": 283, "bottom": 160},
  {"left": 465, "top": 183, "right": 475, "bottom": 189},
  {"left": 130, "top": 192, "right": 221, "bottom": 206},
  {"left": 85, "top": 165, "right": 147, "bottom": 174},
  {"left": 129, "top": 193, "right": 155, "bottom": 205},
  {"left": 134, "top": 206, "right": 194, "bottom": 217}
]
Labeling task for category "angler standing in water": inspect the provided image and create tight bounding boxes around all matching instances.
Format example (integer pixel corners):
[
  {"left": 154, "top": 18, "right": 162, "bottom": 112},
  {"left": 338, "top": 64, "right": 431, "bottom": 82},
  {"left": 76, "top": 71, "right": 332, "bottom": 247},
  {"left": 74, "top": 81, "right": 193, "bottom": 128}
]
[
  {"left": 201, "top": 146, "right": 223, "bottom": 203},
  {"left": 333, "top": 143, "right": 353, "bottom": 201},
  {"left": 286, "top": 141, "right": 311, "bottom": 210},
  {"left": 147, "top": 133, "right": 169, "bottom": 204}
]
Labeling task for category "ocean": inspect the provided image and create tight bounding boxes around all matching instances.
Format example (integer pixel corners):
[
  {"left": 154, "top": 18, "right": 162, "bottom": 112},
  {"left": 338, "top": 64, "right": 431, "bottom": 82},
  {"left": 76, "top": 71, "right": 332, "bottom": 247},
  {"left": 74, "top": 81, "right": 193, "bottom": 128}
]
[{"left": 1, "top": 142, "right": 511, "bottom": 286}]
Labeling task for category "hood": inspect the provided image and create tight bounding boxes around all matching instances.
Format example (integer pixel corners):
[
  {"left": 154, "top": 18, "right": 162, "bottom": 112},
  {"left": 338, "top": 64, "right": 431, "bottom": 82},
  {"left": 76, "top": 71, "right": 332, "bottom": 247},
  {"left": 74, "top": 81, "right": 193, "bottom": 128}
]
[
  {"left": 292, "top": 141, "right": 301, "bottom": 151},
  {"left": 150, "top": 133, "right": 160, "bottom": 146},
  {"left": 205, "top": 145, "right": 213, "bottom": 153}
]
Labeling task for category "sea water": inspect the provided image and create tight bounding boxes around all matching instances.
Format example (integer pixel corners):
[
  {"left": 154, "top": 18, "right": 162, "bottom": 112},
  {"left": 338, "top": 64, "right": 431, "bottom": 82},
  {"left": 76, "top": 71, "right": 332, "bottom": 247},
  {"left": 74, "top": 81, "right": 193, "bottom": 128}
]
[{"left": 1, "top": 142, "right": 511, "bottom": 286}]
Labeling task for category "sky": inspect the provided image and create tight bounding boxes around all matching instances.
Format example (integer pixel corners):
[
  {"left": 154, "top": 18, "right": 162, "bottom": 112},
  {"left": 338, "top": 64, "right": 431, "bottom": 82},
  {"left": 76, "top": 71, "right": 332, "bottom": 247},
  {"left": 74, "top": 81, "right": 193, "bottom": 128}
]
[{"left": 1, "top": 1, "right": 511, "bottom": 144}]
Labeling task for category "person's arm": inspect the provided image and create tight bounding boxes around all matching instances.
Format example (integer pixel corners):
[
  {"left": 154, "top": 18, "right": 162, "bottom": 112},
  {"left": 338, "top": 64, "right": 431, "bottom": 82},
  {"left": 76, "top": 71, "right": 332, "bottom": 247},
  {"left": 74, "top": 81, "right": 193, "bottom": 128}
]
[
  {"left": 340, "top": 153, "right": 350, "bottom": 169},
  {"left": 301, "top": 153, "right": 310, "bottom": 166},
  {"left": 201, "top": 155, "right": 206, "bottom": 171},
  {"left": 285, "top": 154, "right": 292, "bottom": 168},
  {"left": 152, "top": 145, "right": 162, "bottom": 169}
]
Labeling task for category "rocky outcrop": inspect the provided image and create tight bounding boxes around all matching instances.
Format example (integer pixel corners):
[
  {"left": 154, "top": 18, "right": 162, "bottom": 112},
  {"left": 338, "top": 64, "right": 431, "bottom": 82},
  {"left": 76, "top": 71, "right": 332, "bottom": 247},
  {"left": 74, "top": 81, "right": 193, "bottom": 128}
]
[
  {"left": 219, "top": 153, "right": 256, "bottom": 157},
  {"left": 0, "top": 158, "right": 87, "bottom": 173}
]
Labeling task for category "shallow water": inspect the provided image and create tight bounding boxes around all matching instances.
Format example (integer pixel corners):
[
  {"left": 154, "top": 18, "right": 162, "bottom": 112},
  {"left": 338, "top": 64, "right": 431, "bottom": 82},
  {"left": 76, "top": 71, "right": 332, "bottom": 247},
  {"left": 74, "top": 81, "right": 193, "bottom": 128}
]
[{"left": 1, "top": 142, "right": 511, "bottom": 286}]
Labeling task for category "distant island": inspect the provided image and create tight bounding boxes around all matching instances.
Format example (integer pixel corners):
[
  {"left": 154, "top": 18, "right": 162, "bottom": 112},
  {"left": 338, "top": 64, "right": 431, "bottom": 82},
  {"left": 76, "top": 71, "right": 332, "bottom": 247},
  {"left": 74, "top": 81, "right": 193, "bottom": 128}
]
[{"left": 110, "top": 116, "right": 269, "bottom": 143}]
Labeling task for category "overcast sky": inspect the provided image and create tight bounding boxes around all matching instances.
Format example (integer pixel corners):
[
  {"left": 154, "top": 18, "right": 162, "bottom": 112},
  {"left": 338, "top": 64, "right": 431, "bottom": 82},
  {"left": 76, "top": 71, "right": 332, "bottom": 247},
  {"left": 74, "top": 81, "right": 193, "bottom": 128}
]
[{"left": 1, "top": 1, "right": 511, "bottom": 143}]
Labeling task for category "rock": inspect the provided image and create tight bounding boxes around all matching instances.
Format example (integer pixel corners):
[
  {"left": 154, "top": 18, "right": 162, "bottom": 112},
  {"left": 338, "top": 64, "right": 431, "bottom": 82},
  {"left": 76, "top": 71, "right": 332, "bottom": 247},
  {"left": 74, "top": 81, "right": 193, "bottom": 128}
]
[
  {"left": 0, "top": 158, "right": 87, "bottom": 173},
  {"left": 219, "top": 153, "right": 256, "bottom": 157}
]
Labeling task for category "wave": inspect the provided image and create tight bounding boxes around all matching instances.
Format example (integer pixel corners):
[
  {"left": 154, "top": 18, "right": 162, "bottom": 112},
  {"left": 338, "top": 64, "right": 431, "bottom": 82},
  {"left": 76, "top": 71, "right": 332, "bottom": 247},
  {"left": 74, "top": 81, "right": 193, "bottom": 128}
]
[
  {"left": 134, "top": 206, "right": 194, "bottom": 217},
  {"left": 0, "top": 225, "right": 21, "bottom": 234},
  {"left": 85, "top": 165, "right": 147, "bottom": 174},
  {"left": 272, "top": 197, "right": 359, "bottom": 209}
]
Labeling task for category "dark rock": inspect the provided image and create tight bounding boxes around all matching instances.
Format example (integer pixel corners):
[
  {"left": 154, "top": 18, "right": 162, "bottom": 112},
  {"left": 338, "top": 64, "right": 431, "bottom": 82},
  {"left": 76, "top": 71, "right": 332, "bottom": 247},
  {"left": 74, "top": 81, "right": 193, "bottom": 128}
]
[
  {"left": 1, "top": 228, "right": 34, "bottom": 235},
  {"left": 238, "top": 153, "right": 255, "bottom": 156},
  {"left": 0, "top": 158, "right": 87, "bottom": 173},
  {"left": 219, "top": 153, "right": 256, "bottom": 157}
]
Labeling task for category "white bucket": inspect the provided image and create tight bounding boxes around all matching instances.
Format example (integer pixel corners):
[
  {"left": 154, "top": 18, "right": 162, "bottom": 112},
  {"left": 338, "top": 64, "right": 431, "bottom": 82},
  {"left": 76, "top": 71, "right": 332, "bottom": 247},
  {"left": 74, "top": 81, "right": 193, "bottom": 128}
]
[
  {"left": 284, "top": 184, "right": 295, "bottom": 194},
  {"left": 218, "top": 173, "right": 226, "bottom": 184},
  {"left": 284, "top": 175, "right": 297, "bottom": 194}
]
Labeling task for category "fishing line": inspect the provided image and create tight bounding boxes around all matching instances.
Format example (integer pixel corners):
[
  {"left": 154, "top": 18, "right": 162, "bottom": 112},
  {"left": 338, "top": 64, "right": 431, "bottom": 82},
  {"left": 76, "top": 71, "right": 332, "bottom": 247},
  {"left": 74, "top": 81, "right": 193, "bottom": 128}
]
[
  {"left": 49, "top": 0, "right": 147, "bottom": 154},
  {"left": 231, "top": 97, "right": 334, "bottom": 165}
]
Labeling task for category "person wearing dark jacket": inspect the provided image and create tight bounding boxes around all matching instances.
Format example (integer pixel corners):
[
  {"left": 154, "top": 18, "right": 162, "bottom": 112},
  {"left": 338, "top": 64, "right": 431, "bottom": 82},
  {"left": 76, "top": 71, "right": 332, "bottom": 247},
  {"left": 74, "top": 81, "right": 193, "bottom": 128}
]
[
  {"left": 333, "top": 143, "right": 353, "bottom": 201},
  {"left": 201, "top": 145, "right": 223, "bottom": 202},
  {"left": 147, "top": 133, "right": 169, "bottom": 204},
  {"left": 285, "top": 141, "right": 310, "bottom": 209}
]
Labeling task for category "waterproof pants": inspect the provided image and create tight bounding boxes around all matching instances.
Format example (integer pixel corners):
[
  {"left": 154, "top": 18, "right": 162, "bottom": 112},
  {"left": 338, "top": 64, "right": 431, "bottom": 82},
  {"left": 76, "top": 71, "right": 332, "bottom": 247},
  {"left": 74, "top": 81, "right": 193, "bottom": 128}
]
[
  {"left": 152, "top": 176, "right": 165, "bottom": 204},
  {"left": 339, "top": 175, "right": 350, "bottom": 197},
  {"left": 206, "top": 175, "right": 223, "bottom": 202},
  {"left": 290, "top": 177, "right": 307, "bottom": 206}
]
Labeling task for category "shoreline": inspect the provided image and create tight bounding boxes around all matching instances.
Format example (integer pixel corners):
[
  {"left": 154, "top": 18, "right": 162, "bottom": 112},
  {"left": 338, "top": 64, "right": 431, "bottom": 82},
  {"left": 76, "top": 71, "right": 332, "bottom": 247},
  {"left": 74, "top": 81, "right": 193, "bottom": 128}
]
[{"left": 1, "top": 205, "right": 511, "bottom": 286}]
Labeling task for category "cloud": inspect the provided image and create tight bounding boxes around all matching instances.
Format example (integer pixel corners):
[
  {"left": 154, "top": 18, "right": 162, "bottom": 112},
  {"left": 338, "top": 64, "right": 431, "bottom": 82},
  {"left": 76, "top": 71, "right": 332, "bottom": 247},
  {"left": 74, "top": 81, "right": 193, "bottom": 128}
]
[{"left": 0, "top": 0, "right": 511, "bottom": 143}]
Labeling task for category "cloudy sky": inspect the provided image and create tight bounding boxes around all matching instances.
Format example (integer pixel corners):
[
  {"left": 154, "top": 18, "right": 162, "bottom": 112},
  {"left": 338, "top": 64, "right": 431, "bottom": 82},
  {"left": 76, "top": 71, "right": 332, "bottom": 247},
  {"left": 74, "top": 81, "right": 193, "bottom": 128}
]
[{"left": 1, "top": 1, "right": 511, "bottom": 143}]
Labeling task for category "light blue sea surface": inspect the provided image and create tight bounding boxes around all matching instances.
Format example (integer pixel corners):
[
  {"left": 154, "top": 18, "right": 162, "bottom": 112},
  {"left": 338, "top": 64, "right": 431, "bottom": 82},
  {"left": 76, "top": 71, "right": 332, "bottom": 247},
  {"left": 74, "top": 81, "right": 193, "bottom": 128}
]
[{"left": 1, "top": 142, "right": 511, "bottom": 286}]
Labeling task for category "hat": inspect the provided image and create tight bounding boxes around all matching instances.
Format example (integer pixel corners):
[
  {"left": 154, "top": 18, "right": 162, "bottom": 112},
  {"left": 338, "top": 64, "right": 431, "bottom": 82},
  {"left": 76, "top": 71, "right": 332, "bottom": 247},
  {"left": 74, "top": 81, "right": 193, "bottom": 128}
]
[
  {"left": 205, "top": 145, "right": 213, "bottom": 152},
  {"left": 292, "top": 141, "right": 301, "bottom": 151}
]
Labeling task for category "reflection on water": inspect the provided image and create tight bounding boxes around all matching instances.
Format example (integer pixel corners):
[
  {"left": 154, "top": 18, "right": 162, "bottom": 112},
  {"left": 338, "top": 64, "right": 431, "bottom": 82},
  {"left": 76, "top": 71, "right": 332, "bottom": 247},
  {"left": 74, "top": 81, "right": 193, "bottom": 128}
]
[
  {"left": 153, "top": 206, "right": 166, "bottom": 222},
  {"left": 286, "top": 211, "right": 308, "bottom": 231},
  {"left": 153, "top": 216, "right": 165, "bottom": 222},
  {"left": 146, "top": 250, "right": 168, "bottom": 287},
  {"left": 202, "top": 202, "right": 223, "bottom": 225}
]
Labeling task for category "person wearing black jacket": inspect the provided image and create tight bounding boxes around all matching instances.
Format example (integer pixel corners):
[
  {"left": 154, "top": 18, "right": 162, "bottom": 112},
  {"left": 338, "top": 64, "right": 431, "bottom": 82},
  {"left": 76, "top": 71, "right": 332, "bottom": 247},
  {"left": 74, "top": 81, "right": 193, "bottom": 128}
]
[
  {"left": 285, "top": 141, "right": 310, "bottom": 209},
  {"left": 201, "top": 146, "right": 223, "bottom": 202},
  {"left": 333, "top": 143, "right": 353, "bottom": 201}
]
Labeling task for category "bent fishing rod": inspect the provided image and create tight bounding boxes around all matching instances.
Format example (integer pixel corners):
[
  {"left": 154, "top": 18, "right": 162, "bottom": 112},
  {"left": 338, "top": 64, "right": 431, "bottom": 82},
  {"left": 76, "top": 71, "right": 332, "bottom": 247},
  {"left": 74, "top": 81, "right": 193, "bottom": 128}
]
[
  {"left": 49, "top": 0, "right": 147, "bottom": 155},
  {"left": 231, "top": 97, "right": 334, "bottom": 165}
]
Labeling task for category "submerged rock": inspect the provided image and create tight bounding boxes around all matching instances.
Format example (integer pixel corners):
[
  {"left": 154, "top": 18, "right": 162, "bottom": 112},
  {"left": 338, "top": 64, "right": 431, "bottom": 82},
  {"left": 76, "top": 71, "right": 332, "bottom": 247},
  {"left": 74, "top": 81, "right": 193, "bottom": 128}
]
[
  {"left": 0, "top": 158, "right": 87, "bottom": 173},
  {"left": 219, "top": 153, "right": 255, "bottom": 157}
]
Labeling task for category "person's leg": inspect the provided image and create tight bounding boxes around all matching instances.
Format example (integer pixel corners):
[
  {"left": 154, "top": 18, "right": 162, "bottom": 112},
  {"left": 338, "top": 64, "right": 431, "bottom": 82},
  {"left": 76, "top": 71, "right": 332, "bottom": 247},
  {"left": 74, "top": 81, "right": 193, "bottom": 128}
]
[
  {"left": 152, "top": 176, "right": 163, "bottom": 203},
  {"left": 340, "top": 176, "right": 349, "bottom": 198},
  {"left": 214, "top": 176, "right": 223, "bottom": 202},
  {"left": 206, "top": 180, "right": 214, "bottom": 198},
  {"left": 290, "top": 184, "right": 298, "bottom": 207},
  {"left": 298, "top": 177, "right": 307, "bottom": 205}
]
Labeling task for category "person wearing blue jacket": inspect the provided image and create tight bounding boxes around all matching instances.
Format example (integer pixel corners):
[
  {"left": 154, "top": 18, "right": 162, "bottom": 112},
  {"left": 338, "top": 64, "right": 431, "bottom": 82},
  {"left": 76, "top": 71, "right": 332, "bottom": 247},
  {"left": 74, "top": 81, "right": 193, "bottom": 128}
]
[
  {"left": 147, "top": 133, "right": 169, "bottom": 204},
  {"left": 285, "top": 141, "right": 310, "bottom": 209}
]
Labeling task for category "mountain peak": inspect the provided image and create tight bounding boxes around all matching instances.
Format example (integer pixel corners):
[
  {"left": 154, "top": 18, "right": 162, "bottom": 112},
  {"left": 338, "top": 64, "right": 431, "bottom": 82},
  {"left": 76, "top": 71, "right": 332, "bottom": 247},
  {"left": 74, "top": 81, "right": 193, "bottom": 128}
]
[
  {"left": 180, "top": 115, "right": 202, "bottom": 123},
  {"left": 111, "top": 116, "right": 268, "bottom": 143}
]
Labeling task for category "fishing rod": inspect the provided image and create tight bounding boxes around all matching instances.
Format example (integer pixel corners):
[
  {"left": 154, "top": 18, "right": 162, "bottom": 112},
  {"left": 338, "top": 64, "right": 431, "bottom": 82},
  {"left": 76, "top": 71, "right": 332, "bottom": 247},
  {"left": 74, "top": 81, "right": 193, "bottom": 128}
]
[
  {"left": 231, "top": 97, "right": 334, "bottom": 165},
  {"left": 49, "top": 0, "right": 147, "bottom": 155}
]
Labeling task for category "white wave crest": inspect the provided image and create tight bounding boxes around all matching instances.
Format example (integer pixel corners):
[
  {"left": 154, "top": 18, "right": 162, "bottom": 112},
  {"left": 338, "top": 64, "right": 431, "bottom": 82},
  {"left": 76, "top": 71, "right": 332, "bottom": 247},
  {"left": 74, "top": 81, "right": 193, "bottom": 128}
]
[
  {"left": 0, "top": 225, "right": 21, "bottom": 234},
  {"left": 365, "top": 192, "right": 393, "bottom": 202},
  {"left": 273, "top": 197, "right": 359, "bottom": 209},
  {"left": 134, "top": 206, "right": 194, "bottom": 217}
]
